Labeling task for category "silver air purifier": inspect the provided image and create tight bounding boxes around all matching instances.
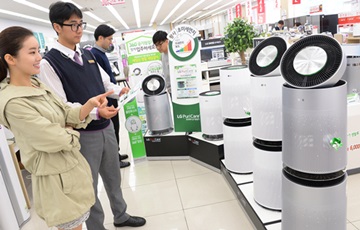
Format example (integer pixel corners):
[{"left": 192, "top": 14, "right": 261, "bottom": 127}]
[
  {"left": 199, "top": 90, "right": 223, "bottom": 141},
  {"left": 143, "top": 74, "right": 173, "bottom": 135},
  {"left": 249, "top": 36, "right": 288, "bottom": 210},
  {"left": 280, "top": 35, "right": 347, "bottom": 230},
  {"left": 220, "top": 65, "right": 254, "bottom": 173}
]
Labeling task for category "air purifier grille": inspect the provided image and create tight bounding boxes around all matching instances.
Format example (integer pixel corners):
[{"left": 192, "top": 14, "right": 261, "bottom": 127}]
[
  {"left": 281, "top": 35, "right": 344, "bottom": 88},
  {"left": 249, "top": 37, "right": 287, "bottom": 76},
  {"left": 142, "top": 74, "right": 166, "bottom": 95}
]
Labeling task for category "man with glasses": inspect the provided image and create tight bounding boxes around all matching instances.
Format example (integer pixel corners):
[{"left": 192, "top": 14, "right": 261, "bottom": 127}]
[
  {"left": 38, "top": 2, "right": 146, "bottom": 230},
  {"left": 152, "top": 30, "right": 171, "bottom": 93}
]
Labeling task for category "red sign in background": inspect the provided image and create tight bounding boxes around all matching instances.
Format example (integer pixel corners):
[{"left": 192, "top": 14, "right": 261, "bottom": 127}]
[
  {"left": 235, "top": 4, "right": 242, "bottom": 18},
  {"left": 292, "top": 0, "right": 301, "bottom": 4},
  {"left": 257, "top": 0, "right": 265, "bottom": 14}
]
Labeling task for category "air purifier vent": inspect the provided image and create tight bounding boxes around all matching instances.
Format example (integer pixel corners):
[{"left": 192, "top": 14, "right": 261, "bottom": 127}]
[
  {"left": 249, "top": 37, "right": 287, "bottom": 76},
  {"left": 281, "top": 35, "right": 345, "bottom": 88},
  {"left": 142, "top": 74, "right": 166, "bottom": 95}
]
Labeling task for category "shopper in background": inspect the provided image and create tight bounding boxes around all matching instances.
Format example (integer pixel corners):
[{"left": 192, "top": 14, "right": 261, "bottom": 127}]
[
  {"left": 38, "top": 2, "right": 146, "bottom": 229},
  {"left": 152, "top": 30, "right": 171, "bottom": 93},
  {"left": 91, "top": 24, "right": 130, "bottom": 168},
  {"left": 0, "top": 26, "right": 113, "bottom": 230},
  {"left": 275, "top": 20, "right": 284, "bottom": 31}
]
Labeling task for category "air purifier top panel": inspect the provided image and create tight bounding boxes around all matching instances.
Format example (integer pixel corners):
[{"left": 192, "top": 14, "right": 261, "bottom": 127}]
[
  {"left": 199, "top": 90, "right": 221, "bottom": 97},
  {"left": 249, "top": 36, "right": 287, "bottom": 76},
  {"left": 280, "top": 35, "right": 346, "bottom": 89},
  {"left": 142, "top": 74, "right": 166, "bottom": 95},
  {"left": 221, "top": 65, "right": 248, "bottom": 71}
]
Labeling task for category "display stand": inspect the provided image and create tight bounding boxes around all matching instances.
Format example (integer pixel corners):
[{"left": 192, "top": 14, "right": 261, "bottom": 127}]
[
  {"left": 221, "top": 160, "right": 282, "bottom": 230},
  {"left": 144, "top": 131, "right": 188, "bottom": 160},
  {"left": 187, "top": 132, "right": 224, "bottom": 171}
]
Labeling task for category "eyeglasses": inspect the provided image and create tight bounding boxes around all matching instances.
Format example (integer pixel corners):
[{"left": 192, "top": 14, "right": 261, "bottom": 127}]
[
  {"left": 59, "top": 22, "right": 87, "bottom": 32},
  {"left": 155, "top": 41, "right": 164, "bottom": 48}
]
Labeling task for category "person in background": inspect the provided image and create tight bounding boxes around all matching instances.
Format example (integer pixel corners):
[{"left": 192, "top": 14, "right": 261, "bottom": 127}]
[
  {"left": 0, "top": 26, "right": 114, "bottom": 230},
  {"left": 275, "top": 20, "right": 284, "bottom": 31},
  {"left": 294, "top": 22, "right": 304, "bottom": 33},
  {"left": 152, "top": 30, "right": 171, "bottom": 93},
  {"left": 37, "top": 2, "right": 146, "bottom": 229},
  {"left": 91, "top": 24, "right": 130, "bottom": 168}
]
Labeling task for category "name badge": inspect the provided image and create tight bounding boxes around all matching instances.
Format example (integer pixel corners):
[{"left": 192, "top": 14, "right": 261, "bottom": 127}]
[{"left": 88, "top": 59, "right": 95, "bottom": 64}]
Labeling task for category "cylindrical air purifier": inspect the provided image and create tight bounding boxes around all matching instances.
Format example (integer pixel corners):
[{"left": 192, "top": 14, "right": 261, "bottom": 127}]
[
  {"left": 249, "top": 36, "right": 288, "bottom": 210},
  {"left": 143, "top": 74, "right": 173, "bottom": 135},
  {"left": 282, "top": 168, "right": 347, "bottom": 230},
  {"left": 281, "top": 35, "right": 347, "bottom": 230},
  {"left": 199, "top": 90, "right": 223, "bottom": 141},
  {"left": 341, "top": 44, "right": 360, "bottom": 94},
  {"left": 253, "top": 139, "right": 282, "bottom": 210},
  {"left": 223, "top": 118, "right": 253, "bottom": 173},
  {"left": 282, "top": 81, "right": 347, "bottom": 173},
  {"left": 220, "top": 65, "right": 251, "bottom": 119}
]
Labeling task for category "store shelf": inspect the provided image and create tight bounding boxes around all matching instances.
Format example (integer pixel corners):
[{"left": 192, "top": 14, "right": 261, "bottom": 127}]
[{"left": 221, "top": 160, "right": 282, "bottom": 230}]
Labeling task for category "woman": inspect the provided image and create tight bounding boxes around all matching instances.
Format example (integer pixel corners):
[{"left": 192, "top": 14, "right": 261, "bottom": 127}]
[{"left": 0, "top": 26, "right": 112, "bottom": 230}]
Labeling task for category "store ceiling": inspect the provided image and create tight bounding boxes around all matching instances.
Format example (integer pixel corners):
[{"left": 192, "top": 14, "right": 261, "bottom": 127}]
[{"left": 1, "top": 0, "right": 244, "bottom": 33}]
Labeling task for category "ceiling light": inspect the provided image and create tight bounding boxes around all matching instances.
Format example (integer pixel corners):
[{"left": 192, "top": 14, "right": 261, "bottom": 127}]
[
  {"left": 203, "top": 0, "right": 223, "bottom": 10},
  {"left": 106, "top": 5, "right": 129, "bottom": 29},
  {"left": 160, "top": 0, "right": 187, "bottom": 25},
  {"left": 0, "top": 9, "right": 50, "bottom": 24},
  {"left": 84, "top": 12, "right": 106, "bottom": 23},
  {"left": 149, "top": 0, "right": 164, "bottom": 26},
  {"left": 132, "top": 0, "right": 141, "bottom": 28},
  {"left": 187, "top": 11, "right": 202, "bottom": 20},
  {"left": 196, "top": 0, "right": 236, "bottom": 20},
  {"left": 172, "top": 0, "right": 205, "bottom": 24},
  {"left": 12, "top": 0, "right": 49, "bottom": 13}
]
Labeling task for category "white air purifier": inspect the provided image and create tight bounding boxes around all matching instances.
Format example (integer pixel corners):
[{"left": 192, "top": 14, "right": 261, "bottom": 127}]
[
  {"left": 280, "top": 35, "right": 346, "bottom": 89},
  {"left": 143, "top": 74, "right": 173, "bottom": 135},
  {"left": 251, "top": 75, "right": 284, "bottom": 141},
  {"left": 341, "top": 44, "right": 360, "bottom": 94},
  {"left": 223, "top": 118, "right": 253, "bottom": 173},
  {"left": 199, "top": 90, "right": 223, "bottom": 140},
  {"left": 253, "top": 139, "right": 282, "bottom": 210},
  {"left": 282, "top": 169, "right": 347, "bottom": 230},
  {"left": 220, "top": 65, "right": 251, "bottom": 119}
]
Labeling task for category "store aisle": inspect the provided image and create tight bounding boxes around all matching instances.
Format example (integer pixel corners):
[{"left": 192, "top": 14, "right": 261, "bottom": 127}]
[{"left": 19, "top": 109, "right": 360, "bottom": 230}]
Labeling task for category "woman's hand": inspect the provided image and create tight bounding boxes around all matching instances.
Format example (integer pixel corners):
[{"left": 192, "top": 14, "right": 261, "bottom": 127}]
[{"left": 80, "top": 90, "right": 114, "bottom": 120}]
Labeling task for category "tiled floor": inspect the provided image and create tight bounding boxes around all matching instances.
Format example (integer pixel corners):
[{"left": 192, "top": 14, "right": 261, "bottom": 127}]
[{"left": 20, "top": 110, "right": 360, "bottom": 230}]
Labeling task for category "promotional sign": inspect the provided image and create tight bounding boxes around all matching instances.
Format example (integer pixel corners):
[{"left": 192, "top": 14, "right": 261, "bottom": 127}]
[
  {"left": 257, "top": 0, "right": 265, "bottom": 14},
  {"left": 246, "top": 0, "right": 252, "bottom": 22},
  {"left": 228, "top": 7, "right": 233, "bottom": 21},
  {"left": 310, "top": 4, "right": 323, "bottom": 14},
  {"left": 235, "top": 4, "right": 242, "bottom": 18},
  {"left": 168, "top": 25, "right": 202, "bottom": 132},
  {"left": 292, "top": 0, "right": 301, "bottom": 4},
  {"left": 275, "top": 0, "right": 279, "bottom": 9},
  {"left": 101, "top": 0, "right": 125, "bottom": 6},
  {"left": 123, "top": 30, "right": 161, "bottom": 158}
]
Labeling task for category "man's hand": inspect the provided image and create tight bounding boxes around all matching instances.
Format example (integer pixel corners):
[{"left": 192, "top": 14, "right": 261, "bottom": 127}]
[
  {"left": 97, "top": 105, "right": 119, "bottom": 119},
  {"left": 120, "top": 87, "right": 130, "bottom": 96}
]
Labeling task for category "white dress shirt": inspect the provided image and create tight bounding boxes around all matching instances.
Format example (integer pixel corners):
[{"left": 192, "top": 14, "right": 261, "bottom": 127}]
[{"left": 38, "top": 41, "right": 124, "bottom": 120}]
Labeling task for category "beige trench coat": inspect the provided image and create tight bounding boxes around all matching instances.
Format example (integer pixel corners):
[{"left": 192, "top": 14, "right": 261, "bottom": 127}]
[{"left": 0, "top": 77, "right": 95, "bottom": 227}]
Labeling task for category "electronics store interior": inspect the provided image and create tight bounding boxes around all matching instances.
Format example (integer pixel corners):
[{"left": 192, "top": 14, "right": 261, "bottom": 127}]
[{"left": 1, "top": 0, "right": 360, "bottom": 230}]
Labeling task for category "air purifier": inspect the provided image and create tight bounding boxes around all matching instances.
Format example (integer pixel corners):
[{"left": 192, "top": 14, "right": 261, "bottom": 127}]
[
  {"left": 143, "top": 74, "right": 173, "bottom": 135},
  {"left": 223, "top": 118, "right": 253, "bottom": 173},
  {"left": 281, "top": 35, "right": 347, "bottom": 230},
  {"left": 199, "top": 90, "right": 223, "bottom": 140},
  {"left": 220, "top": 65, "right": 251, "bottom": 119},
  {"left": 248, "top": 36, "right": 288, "bottom": 210}
]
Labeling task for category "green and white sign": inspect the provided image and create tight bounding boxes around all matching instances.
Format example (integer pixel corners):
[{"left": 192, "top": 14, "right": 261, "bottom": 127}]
[
  {"left": 123, "top": 30, "right": 161, "bottom": 158},
  {"left": 168, "top": 25, "right": 202, "bottom": 132}
]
